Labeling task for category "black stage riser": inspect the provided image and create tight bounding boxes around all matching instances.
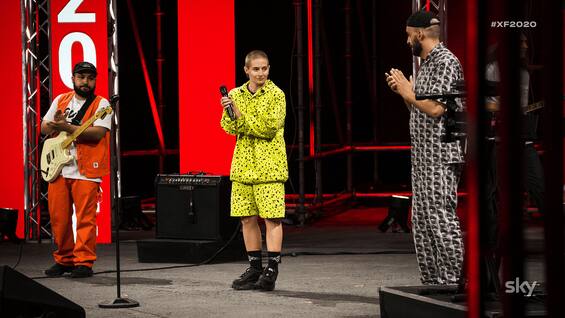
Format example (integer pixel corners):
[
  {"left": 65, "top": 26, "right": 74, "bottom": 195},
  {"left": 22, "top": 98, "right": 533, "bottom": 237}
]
[
  {"left": 380, "top": 286, "right": 466, "bottom": 318},
  {"left": 137, "top": 239, "right": 246, "bottom": 263},
  {"left": 379, "top": 286, "right": 547, "bottom": 318}
]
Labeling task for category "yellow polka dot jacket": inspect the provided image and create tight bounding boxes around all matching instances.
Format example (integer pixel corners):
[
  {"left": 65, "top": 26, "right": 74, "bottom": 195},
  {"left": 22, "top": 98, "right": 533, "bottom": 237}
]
[{"left": 221, "top": 80, "right": 289, "bottom": 184}]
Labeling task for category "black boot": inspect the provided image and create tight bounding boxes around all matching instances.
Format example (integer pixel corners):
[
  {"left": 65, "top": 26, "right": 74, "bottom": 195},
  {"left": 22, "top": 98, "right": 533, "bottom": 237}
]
[
  {"left": 232, "top": 267, "right": 263, "bottom": 290},
  {"left": 254, "top": 251, "right": 280, "bottom": 291},
  {"left": 44, "top": 263, "right": 74, "bottom": 277},
  {"left": 254, "top": 266, "right": 278, "bottom": 291},
  {"left": 70, "top": 265, "right": 93, "bottom": 278}
]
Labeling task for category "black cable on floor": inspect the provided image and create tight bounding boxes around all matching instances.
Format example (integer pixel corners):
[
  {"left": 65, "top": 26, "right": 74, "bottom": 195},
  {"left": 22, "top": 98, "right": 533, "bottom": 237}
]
[
  {"left": 31, "top": 222, "right": 243, "bottom": 279},
  {"left": 30, "top": 233, "right": 413, "bottom": 279},
  {"left": 11, "top": 240, "right": 24, "bottom": 270}
]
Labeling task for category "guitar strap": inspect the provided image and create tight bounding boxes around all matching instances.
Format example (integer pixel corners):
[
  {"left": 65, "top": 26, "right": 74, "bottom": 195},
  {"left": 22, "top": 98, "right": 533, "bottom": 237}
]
[{"left": 71, "top": 93, "right": 97, "bottom": 126}]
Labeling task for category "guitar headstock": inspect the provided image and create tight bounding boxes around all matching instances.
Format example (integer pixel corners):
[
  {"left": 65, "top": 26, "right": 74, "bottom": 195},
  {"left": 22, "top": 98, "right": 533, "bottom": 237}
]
[{"left": 99, "top": 106, "right": 113, "bottom": 120}]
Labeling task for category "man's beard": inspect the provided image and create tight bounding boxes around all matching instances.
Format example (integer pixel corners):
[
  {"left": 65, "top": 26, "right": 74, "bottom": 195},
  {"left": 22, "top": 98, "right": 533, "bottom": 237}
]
[
  {"left": 411, "top": 39, "right": 423, "bottom": 57},
  {"left": 74, "top": 84, "right": 95, "bottom": 98}
]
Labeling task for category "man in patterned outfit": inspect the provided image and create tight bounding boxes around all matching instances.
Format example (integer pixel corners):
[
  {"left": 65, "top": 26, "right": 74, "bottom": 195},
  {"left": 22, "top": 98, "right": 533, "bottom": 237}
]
[
  {"left": 385, "top": 11, "right": 465, "bottom": 285},
  {"left": 220, "top": 50, "right": 288, "bottom": 291}
]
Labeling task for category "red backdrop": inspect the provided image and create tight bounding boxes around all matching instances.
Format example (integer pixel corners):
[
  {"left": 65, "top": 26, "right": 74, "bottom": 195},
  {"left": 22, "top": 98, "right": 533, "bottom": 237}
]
[
  {"left": 0, "top": 1, "right": 24, "bottom": 238},
  {"left": 178, "top": 0, "right": 235, "bottom": 175},
  {"left": 49, "top": 0, "right": 111, "bottom": 243}
]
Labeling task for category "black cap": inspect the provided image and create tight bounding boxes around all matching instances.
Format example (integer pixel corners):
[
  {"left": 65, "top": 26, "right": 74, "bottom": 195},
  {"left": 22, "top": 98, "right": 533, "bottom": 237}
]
[
  {"left": 73, "top": 61, "right": 97, "bottom": 75},
  {"left": 406, "top": 10, "right": 440, "bottom": 28}
]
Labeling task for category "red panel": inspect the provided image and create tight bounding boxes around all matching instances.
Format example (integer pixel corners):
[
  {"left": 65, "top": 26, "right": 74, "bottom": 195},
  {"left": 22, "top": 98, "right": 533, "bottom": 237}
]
[
  {"left": 178, "top": 0, "right": 235, "bottom": 175},
  {"left": 446, "top": 1, "right": 467, "bottom": 68},
  {"left": 50, "top": 0, "right": 111, "bottom": 243},
  {"left": 307, "top": 0, "right": 314, "bottom": 157},
  {"left": 464, "top": 1, "right": 480, "bottom": 317},
  {"left": 0, "top": 1, "right": 24, "bottom": 237}
]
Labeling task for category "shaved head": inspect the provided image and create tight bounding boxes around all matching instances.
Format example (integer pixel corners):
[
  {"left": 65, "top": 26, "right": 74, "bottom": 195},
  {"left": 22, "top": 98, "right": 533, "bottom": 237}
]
[{"left": 423, "top": 25, "right": 440, "bottom": 39}]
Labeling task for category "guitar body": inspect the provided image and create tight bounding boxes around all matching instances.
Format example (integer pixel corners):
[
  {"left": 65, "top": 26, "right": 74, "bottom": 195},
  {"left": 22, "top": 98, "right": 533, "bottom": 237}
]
[
  {"left": 40, "top": 105, "right": 112, "bottom": 182},
  {"left": 40, "top": 132, "right": 74, "bottom": 182}
]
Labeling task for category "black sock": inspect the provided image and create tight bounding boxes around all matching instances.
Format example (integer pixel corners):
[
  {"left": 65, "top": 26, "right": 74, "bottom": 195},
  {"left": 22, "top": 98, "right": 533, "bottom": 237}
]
[
  {"left": 267, "top": 251, "right": 281, "bottom": 271},
  {"left": 247, "top": 250, "right": 262, "bottom": 270}
]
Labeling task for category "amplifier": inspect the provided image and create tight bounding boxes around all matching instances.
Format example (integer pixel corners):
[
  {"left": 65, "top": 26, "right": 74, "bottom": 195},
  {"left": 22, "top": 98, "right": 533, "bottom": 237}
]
[
  {"left": 155, "top": 174, "right": 237, "bottom": 240},
  {"left": 156, "top": 175, "right": 225, "bottom": 186}
]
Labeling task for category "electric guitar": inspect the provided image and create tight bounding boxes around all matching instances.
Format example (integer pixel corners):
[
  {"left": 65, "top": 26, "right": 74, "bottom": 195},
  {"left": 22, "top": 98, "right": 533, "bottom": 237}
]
[
  {"left": 40, "top": 106, "right": 113, "bottom": 182},
  {"left": 522, "top": 100, "right": 543, "bottom": 114}
]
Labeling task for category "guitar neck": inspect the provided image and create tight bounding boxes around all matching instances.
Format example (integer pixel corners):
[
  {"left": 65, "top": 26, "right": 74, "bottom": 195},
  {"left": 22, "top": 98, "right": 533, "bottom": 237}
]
[
  {"left": 61, "top": 111, "right": 104, "bottom": 149},
  {"left": 523, "top": 101, "right": 543, "bottom": 114}
]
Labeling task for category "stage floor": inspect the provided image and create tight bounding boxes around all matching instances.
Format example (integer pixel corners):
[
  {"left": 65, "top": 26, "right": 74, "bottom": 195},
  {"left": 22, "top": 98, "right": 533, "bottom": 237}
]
[{"left": 0, "top": 206, "right": 547, "bottom": 318}]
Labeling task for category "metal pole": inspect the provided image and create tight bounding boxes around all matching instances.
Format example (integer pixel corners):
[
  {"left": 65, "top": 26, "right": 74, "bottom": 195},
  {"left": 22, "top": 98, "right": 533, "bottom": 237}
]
[
  {"left": 33, "top": 0, "right": 42, "bottom": 242},
  {"left": 541, "top": 0, "right": 564, "bottom": 316},
  {"left": 313, "top": 0, "right": 322, "bottom": 205},
  {"left": 355, "top": 0, "right": 381, "bottom": 185},
  {"left": 320, "top": 21, "right": 344, "bottom": 145},
  {"left": 156, "top": 0, "right": 165, "bottom": 173},
  {"left": 22, "top": 0, "right": 29, "bottom": 241},
  {"left": 412, "top": 0, "right": 421, "bottom": 77},
  {"left": 465, "top": 0, "right": 487, "bottom": 315},
  {"left": 22, "top": 0, "right": 50, "bottom": 242},
  {"left": 293, "top": 0, "right": 307, "bottom": 223},
  {"left": 371, "top": 0, "right": 379, "bottom": 185},
  {"left": 439, "top": 0, "right": 448, "bottom": 45},
  {"left": 497, "top": 1, "right": 524, "bottom": 316},
  {"left": 99, "top": 0, "right": 139, "bottom": 308},
  {"left": 476, "top": 0, "right": 491, "bottom": 313},
  {"left": 344, "top": 0, "right": 353, "bottom": 193},
  {"left": 33, "top": 1, "right": 40, "bottom": 241}
]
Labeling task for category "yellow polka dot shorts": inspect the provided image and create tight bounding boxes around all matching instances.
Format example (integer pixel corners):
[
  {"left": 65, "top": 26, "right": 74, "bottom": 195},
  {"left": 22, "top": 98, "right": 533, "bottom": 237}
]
[{"left": 231, "top": 182, "right": 286, "bottom": 219}]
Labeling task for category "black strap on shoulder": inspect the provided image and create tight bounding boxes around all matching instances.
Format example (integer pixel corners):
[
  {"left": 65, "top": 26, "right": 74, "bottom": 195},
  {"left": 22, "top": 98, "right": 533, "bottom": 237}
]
[{"left": 71, "top": 94, "right": 97, "bottom": 126}]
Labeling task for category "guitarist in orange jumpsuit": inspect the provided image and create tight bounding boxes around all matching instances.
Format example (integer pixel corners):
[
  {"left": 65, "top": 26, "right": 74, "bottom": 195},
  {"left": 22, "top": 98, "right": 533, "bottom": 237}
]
[{"left": 40, "top": 61, "right": 112, "bottom": 278}]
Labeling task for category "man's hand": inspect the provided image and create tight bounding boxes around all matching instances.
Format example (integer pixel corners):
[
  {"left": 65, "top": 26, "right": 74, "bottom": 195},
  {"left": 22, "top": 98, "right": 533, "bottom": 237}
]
[
  {"left": 385, "top": 71, "right": 398, "bottom": 93},
  {"left": 220, "top": 96, "right": 241, "bottom": 119},
  {"left": 54, "top": 109, "right": 66, "bottom": 121},
  {"left": 387, "top": 68, "right": 413, "bottom": 99},
  {"left": 45, "top": 119, "right": 71, "bottom": 133},
  {"left": 43, "top": 109, "right": 71, "bottom": 133}
]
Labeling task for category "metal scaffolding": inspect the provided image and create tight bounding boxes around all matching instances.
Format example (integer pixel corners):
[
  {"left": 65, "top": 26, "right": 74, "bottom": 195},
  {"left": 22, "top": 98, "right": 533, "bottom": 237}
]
[
  {"left": 22, "top": 0, "right": 51, "bottom": 242},
  {"left": 292, "top": 0, "right": 449, "bottom": 221},
  {"left": 22, "top": 0, "right": 121, "bottom": 242}
]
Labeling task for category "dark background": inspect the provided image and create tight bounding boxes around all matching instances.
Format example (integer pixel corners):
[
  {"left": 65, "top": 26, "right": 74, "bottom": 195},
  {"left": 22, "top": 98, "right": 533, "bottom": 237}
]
[{"left": 116, "top": 0, "right": 543, "bottom": 201}]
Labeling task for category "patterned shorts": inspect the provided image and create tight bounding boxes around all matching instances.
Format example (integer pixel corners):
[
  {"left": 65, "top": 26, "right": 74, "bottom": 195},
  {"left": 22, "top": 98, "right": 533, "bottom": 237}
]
[{"left": 231, "top": 182, "right": 285, "bottom": 219}]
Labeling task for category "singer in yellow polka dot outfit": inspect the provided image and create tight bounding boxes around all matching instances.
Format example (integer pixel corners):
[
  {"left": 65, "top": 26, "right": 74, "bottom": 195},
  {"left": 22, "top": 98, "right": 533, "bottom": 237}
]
[
  {"left": 220, "top": 50, "right": 287, "bottom": 291},
  {"left": 220, "top": 79, "right": 288, "bottom": 219}
]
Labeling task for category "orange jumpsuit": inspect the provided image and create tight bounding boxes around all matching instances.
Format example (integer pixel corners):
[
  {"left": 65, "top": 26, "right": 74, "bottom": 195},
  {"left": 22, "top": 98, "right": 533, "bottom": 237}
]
[{"left": 45, "top": 92, "right": 111, "bottom": 268}]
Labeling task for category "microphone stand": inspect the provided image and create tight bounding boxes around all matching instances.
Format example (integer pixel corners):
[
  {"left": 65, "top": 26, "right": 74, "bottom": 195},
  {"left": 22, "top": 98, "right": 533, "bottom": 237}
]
[{"left": 99, "top": 95, "right": 139, "bottom": 309}]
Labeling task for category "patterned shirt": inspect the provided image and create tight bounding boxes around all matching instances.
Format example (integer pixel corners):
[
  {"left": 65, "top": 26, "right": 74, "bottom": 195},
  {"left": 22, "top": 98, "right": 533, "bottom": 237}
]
[
  {"left": 221, "top": 80, "right": 288, "bottom": 184},
  {"left": 410, "top": 42, "right": 465, "bottom": 166}
]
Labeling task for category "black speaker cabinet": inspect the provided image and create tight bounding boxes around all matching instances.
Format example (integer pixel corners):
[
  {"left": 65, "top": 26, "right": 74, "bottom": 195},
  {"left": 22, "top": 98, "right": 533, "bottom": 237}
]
[
  {"left": 0, "top": 265, "right": 85, "bottom": 317},
  {"left": 155, "top": 174, "right": 237, "bottom": 240},
  {"left": 0, "top": 208, "right": 18, "bottom": 242}
]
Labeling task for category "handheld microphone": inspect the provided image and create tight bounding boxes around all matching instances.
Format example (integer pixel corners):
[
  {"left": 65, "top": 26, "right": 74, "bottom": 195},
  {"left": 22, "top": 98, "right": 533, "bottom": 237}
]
[{"left": 219, "top": 85, "right": 236, "bottom": 120}]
